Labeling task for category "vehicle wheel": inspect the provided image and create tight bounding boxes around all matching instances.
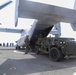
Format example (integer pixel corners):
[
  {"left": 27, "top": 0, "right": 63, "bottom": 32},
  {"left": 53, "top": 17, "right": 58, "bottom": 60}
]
[
  {"left": 35, "top": 46, "right": 40, "bottom": 54},
  {"left": 49, "top": 47, "right": 64, "bottom": 61}
]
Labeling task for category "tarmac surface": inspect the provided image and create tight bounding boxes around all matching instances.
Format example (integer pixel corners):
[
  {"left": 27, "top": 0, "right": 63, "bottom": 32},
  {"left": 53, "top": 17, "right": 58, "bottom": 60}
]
[{"left": 0, "top": 47, "right": 76, "bottom": 75}]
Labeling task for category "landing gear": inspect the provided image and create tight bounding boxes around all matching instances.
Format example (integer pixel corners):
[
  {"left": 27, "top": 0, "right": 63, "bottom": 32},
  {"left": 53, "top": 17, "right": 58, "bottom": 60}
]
[
  {"left": 49, "top": 47, "right": 64, "bottom": 61},
  {"left": 15, "top": 45, "right": 20, "bottom": 50}
]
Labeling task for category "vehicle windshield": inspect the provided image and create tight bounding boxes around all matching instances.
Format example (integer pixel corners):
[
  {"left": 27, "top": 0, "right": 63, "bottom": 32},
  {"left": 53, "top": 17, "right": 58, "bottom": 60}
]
[{"left": 57, "top": 38, "right": 75, "bottom": 42}]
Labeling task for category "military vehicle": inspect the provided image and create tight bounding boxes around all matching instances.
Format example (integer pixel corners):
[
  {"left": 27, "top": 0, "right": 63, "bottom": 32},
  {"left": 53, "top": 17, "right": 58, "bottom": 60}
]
[
  {"left": 34, "top": 37, "right": 76, "bottom": 61},
  {"left": 15, "top": 16, "right": 76, "bottom": 61}
]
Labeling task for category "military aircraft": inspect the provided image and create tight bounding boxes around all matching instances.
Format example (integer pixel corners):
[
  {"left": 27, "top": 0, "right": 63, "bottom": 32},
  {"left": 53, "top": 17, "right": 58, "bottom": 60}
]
[
  {"left": 0, "top": 0, "right": 12, "bottom": 9},
  {"left": 16, "top": 0, "right": 76, "bottom": 50}
]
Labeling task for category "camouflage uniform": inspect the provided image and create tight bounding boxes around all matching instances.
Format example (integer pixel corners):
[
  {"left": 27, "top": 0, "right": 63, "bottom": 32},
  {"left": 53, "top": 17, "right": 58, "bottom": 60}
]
[
  {"left": 24, "top": 35, "right": 30, "bottom": 54},
  {"left": 38, "top": 34, "right": 43, "bottom": 44}
]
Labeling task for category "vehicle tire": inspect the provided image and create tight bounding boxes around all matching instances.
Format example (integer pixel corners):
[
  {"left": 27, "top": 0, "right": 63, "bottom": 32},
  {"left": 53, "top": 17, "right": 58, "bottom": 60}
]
[
  {"left": 49, "top": 47, "right": 64, "bottom": 61},
  {"left": 35, "top": 46, "right": 40, "bottom": 54}
]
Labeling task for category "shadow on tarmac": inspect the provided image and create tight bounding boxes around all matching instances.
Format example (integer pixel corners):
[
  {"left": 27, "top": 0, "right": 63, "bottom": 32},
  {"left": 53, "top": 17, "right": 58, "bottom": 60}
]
[{"left": 0, "top": 52, "right": 76, "bottom": 75}]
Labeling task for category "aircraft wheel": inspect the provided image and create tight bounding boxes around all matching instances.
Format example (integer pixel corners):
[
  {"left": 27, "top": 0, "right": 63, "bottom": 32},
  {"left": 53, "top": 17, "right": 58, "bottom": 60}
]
[
  {"left": 49, "top": 47, "right": 64, "bottom": 61},
  {"left": 18, "top": 46, "right": 21, "bottom": 50},
  {"left": 15, "top": 45, "right": 19, "bottom": 50}
]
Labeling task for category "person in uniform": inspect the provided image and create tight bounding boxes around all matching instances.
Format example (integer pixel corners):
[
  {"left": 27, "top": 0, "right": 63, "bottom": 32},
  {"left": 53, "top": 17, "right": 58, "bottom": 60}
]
[
  {"left": 38, "top": 34, "right": 42, "bottom": 42},
  {"left": 38, "top": 34, "right": 43, "bottom": 47},
  {"left": 24, "top": 35, "right": 30, "bottom": 54}
]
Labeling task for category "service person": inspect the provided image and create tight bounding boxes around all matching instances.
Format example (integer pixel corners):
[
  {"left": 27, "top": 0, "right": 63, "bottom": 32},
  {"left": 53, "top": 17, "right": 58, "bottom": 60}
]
[{"left": 24, "top": 35, "right": 30, "bottom": 54}]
